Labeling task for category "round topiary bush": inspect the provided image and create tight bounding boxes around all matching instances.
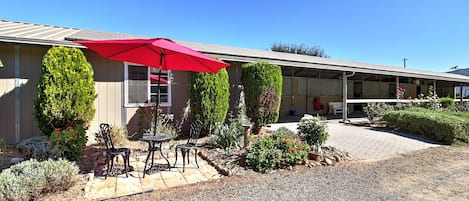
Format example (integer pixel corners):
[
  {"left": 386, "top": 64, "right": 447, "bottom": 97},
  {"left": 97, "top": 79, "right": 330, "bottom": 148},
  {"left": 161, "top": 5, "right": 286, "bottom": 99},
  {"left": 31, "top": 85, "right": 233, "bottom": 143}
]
[
  {"left": 241, "top": 61, "right": 282, "bottom": 132},
  {"left": 34, "top": 46, "right": 97, "bottom": 136},
  {"left": 190, "top": 68, "right": 230, "bottom": 136}
]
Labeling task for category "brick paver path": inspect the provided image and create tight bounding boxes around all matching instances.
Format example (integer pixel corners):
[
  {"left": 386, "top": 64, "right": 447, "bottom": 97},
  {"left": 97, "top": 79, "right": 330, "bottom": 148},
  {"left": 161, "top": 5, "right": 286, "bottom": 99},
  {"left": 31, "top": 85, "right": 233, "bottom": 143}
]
[{"left": 268, "top": 118, "right": 441, "bottom": 161}]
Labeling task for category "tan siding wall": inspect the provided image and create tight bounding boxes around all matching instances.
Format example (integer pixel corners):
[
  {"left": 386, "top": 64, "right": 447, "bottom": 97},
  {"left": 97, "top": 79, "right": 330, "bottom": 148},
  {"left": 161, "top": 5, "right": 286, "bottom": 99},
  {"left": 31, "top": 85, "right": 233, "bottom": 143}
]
[
  {"left": 0, "top": 44, "right": 17, "bottom": 143},
  {"left": 227, "top": 62, "right": 242, "bottom": 115},
  {"left": 85, "top": 52, "right": 123, "bottom": 143},
  {"left": 19, "top": 46, "right": 47, "bottom": 140}
]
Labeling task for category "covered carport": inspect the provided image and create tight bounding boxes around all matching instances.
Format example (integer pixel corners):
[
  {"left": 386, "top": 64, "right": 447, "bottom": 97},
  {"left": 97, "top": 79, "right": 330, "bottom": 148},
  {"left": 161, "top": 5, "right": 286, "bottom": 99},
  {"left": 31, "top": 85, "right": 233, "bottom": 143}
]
[{"left": 179, "top": 40, "right": 469, "bottom": 121}]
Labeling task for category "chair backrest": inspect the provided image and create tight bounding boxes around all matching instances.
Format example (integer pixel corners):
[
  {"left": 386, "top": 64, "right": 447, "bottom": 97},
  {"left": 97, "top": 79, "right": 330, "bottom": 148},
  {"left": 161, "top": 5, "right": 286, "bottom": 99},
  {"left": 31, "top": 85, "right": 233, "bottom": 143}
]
[
  {"left": 187, "top": 120, "right": 203, "bottom": 145},
  {"left": 100, "top": 123, "right": 114, "bottom": 150}
]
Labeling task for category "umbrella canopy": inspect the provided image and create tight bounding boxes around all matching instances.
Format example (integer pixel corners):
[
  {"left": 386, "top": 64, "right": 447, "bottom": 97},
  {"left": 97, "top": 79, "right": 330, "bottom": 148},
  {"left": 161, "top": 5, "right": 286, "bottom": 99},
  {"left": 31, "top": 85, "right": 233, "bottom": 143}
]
[
  {"left": 74, "top": 38, "right": 229, "bottom": 73},
  {"left": 74, "top": 38, "right": 229, "bottom": 135}
]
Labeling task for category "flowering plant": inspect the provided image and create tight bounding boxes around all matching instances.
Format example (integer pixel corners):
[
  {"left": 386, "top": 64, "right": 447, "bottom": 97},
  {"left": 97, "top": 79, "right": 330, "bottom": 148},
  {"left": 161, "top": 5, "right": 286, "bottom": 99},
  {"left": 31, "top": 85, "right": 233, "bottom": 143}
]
[
  {"left": 396, "top": 87, "right": 406, "bottom": 99},
  {"left": 246, "top": 128, "right": 309, "bottom": 173},
  {"left": 297, "top": 115, "right": 328, "bottom": 148},
  {"left": 50, "top": 125, "right": 87, "bottom": 161}
]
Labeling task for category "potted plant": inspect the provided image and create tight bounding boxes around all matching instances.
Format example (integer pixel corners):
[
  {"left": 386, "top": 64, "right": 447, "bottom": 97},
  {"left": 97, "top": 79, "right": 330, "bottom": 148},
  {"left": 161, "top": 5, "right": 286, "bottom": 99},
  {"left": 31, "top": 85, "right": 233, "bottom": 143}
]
[{"left": 308, "top": 141, "right": 322, "bottom": 161}]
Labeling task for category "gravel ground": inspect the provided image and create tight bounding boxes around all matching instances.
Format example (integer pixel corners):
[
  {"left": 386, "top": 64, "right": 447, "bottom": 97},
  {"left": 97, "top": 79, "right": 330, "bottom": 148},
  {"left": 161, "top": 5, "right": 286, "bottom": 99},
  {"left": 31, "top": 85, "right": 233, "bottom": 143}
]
[{"left": 110, "top": 145, "right": 469, "bottom": 201}]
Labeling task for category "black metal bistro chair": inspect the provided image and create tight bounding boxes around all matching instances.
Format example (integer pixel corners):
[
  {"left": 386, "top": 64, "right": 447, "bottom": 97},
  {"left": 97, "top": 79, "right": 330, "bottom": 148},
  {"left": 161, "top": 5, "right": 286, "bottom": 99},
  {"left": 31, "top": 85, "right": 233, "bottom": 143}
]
[
  {"left": 173, "top": 120, "right": 203, "bottom": 172},
  {"left": 100, "top": 123, "right": 131, "bottom": 179}
]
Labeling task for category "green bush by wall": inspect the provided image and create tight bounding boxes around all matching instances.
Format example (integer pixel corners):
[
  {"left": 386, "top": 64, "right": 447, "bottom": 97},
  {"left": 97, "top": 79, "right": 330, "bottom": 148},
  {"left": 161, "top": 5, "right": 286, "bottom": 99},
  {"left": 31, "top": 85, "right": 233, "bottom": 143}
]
[
  {"left": 383, "top": 108, "right": 469, "bottom": 144},
  {"left": 190, "top": 68, "right": 230, "bottom": 135},
  {"left": 34, "top": 46, "right": 97, "bottom": 136},
  {"left": 241, "top": 61, "right": 282, "bottom": 132}
]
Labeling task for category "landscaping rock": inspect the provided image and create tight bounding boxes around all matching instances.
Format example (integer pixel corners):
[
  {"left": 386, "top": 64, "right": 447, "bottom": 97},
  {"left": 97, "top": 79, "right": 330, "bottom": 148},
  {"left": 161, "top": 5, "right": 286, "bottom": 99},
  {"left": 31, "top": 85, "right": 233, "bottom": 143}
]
[{"left": 324, "top": 158, "right": 333, "bottom": 165}]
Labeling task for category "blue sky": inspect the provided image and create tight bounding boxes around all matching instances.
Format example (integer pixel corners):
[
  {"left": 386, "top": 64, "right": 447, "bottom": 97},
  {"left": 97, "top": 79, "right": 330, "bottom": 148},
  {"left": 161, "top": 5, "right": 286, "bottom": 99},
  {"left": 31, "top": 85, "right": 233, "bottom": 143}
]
[{"left": 2, "top": 0, "right": 469, "bottom": 72}]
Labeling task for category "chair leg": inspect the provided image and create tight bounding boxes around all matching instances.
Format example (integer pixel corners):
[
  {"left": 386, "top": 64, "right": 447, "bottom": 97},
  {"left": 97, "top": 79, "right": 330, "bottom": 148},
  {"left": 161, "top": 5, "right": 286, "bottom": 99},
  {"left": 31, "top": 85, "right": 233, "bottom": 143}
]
[
  {"left": 194, "top": 149, "right": 199, "bottom": 168},
  {"left": 173, "top": 147, "right": 179, "bottom": 168},
  {"left": 181, "top": 149, "right": 186, "bottom": 173},
  {"left": 127, "top": 153, "right": 131, "bottom": 170},
  {"left": 105, "top": 156, "right": 110, "bottom": 179},
  {"left": 123, "top": 154, "right": 128, "bottom": 178},
  {"left": 143, "top": 151, "right": 151, "bottom": 178},
  {"left": 109, "top": 157, "right": 115, "bottom": 178}
]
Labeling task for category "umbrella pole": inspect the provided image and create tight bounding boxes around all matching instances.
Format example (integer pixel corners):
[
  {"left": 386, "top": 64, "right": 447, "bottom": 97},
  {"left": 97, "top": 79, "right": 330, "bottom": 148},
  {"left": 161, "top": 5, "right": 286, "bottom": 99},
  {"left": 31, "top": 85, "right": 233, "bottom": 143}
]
[{"left": 153, "top": 69, "right": 162, "bottom": 136}]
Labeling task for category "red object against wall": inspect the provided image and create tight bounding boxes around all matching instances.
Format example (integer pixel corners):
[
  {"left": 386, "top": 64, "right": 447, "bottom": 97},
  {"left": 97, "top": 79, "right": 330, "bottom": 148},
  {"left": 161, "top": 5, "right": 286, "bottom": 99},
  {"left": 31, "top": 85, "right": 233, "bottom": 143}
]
[{"left": 314, "top": 97, "right": 321, "bottom": 110}]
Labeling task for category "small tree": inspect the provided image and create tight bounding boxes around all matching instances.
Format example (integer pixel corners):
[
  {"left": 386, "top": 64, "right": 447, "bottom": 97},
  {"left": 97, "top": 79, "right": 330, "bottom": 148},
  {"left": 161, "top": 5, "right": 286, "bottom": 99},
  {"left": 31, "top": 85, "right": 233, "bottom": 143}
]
[
  {"left": 241, "top": 61, "right": 282, "bottom": 132},
  {"left": 189, "top": 68, "right": 230, "bottom": 136},
  {"left": 34, "top": 46, "right": 97, "bottom": 136}
]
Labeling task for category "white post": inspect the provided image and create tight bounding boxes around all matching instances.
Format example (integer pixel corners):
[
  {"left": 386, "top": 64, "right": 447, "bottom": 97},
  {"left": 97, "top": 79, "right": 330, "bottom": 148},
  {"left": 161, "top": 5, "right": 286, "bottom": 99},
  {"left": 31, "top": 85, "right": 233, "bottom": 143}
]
[
  {"left": 396, "top": 76, "right": 400, "bottom": 100},
  {"left": 460, "top": 83, "right": 464, "bottom": 103},
  {"left": 342, "top": 72, "right": 348, "bottom": 121}
]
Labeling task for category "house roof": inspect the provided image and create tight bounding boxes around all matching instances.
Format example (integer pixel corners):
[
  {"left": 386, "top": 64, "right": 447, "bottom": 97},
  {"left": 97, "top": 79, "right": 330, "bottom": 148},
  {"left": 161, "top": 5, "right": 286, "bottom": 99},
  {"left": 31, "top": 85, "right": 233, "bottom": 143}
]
[
  {"left": 449, "top": 68, "right": 469, "bottom": 76},
  {"left": 1, "top": 19, "right": 469, "bottom": 83}
]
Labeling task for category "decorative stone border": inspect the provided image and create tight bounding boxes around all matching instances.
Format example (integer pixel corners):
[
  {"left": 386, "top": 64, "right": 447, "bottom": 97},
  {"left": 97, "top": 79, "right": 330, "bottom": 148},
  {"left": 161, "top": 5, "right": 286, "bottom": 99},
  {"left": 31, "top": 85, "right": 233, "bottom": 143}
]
[{"left": 198, "top": 151, "right": 231, "bottom": 176}]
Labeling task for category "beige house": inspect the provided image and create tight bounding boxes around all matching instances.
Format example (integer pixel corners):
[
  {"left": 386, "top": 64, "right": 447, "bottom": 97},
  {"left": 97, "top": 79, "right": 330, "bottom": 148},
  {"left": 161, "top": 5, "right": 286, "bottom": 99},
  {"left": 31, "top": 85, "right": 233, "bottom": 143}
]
[{"left": 1, "top": 19, "right": 469, "bottom": 144}]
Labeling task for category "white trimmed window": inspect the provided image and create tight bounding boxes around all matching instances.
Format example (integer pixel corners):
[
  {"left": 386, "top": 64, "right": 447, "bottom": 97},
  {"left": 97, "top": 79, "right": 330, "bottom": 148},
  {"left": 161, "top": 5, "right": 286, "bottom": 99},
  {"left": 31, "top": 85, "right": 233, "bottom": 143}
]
[{"left": 124, "top": 63, "right": 171, "bottom": 107}]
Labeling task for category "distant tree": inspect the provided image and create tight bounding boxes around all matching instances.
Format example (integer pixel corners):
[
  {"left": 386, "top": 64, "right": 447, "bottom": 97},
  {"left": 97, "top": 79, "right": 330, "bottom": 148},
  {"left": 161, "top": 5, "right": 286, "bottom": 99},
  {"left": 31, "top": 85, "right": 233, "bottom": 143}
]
[{"left": 271, "top": 43, "right": 329, "bottom": 58}]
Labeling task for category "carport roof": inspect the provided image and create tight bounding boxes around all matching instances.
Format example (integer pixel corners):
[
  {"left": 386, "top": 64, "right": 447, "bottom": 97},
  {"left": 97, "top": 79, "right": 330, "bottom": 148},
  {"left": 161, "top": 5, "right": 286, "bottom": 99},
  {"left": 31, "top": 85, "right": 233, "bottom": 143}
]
[{"left": 1, "top": 19, "right": 469, "bottom": 83}]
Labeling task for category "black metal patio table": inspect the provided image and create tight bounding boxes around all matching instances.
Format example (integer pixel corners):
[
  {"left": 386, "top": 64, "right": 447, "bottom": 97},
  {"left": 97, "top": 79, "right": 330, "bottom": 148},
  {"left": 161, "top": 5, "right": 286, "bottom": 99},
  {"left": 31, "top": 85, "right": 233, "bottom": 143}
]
[{"left": 139, "top": 133, "right": 172, "bottom": 178}]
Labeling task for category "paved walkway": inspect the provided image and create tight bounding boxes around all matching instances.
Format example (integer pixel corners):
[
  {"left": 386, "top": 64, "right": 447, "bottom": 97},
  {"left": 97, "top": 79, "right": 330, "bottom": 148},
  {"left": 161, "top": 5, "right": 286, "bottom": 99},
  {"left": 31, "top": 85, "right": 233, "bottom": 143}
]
[
  {"left": 84, "top": 148, "right": 221, "bottom": 200},
  {"left": 268, "top": 118, "right": 441, "bottom": 161}
]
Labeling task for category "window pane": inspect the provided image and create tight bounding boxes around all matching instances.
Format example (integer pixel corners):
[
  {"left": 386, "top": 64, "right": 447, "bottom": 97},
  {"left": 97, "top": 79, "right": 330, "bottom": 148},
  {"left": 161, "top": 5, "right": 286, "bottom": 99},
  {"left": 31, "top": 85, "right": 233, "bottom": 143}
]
[
  {"left": 151, "top": 95, "right": 168, "bottom": 103},
  {"left": 150, "top": 69, "right": 169, "bottom": 104},
  {"left": 128, "top": 65, "right": 148, "bottom": 104}
]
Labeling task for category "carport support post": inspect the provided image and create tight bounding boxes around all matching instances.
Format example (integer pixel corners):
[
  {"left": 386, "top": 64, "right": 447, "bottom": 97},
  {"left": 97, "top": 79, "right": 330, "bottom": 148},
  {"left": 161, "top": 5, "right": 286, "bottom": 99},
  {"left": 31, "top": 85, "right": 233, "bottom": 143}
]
[
  {"left": 460, "top": 83, "right": 464, "bottom": 103},
  {"left": 342, "top": 72, "right": 348, "bottom": 122},
  {"left": 396, "top": 76, "right": 400, "bottom": 100}
]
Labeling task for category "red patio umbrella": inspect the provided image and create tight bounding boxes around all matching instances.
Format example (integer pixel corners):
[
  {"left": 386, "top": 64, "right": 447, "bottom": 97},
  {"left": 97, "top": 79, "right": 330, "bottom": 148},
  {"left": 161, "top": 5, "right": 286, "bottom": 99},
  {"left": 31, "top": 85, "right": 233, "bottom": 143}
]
[{"left": 75, "top": 38, "right": 229, "bottom": 135}]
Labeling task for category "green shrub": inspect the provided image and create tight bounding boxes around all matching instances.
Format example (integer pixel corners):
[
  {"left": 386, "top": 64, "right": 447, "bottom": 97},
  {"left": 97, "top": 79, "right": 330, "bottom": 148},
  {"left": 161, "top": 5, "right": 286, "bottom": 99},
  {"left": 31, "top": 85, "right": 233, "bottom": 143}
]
[
  {"left": 274, "top": 127, "right": 296, "bottom": 137},
  {"left": 157, "top": 114, "right": 180, "bottom": 138},
  {"left": 34, "top": 46, "right": 97, "bottom": 136},
  {"left": 363, "top": 102, "right": 394, "bottom": 123},
  {"left": 95, "top": 125, "right": 130, "bottom": 147},
  {"left": 0, "top": 159, "right": 79, "bottom": 200},
  {"left": 246, "top": 130, "right": 309, "bottom": 173},
  {"left": 241, "top": 61, "right": 282, "bottom": 132},
  {"left": 414, "top": 86, "right": 442, "bottom": 111},
  {"left": 190, "top": 68, "right": 230, "bottom": 135},
  {"left": 297, "top": 116, "right": 328, "bottom": 147},
  {"left": 440, "top": 97, "right": 455, "bottom": 108},
  {"left": 50, "top": 125, "right": 87, "bottom": 161},
  {"left": 213, "top": 113, "right": 245, "bottom": 153},
  {"left": 15, "top": 136, "right": 61, "bottom": 161},
  {"left": 383, "top": 109, "right": 469, "bottom": 144},
  {"left": 455, "top": 102, "right": 469, "bottom": 112}
]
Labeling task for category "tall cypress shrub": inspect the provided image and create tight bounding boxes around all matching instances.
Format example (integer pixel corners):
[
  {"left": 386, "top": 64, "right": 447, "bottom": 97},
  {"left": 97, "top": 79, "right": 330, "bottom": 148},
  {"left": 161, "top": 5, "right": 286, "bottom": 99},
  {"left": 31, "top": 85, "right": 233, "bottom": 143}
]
[
  {"left": 34, "top": 46, "right": 97, "bottom": 136},
  {"left": 241, "top": 61, "right": 282, "bottom": 132},
  {"left": 190, "top": 68, "right": 230, "bottom": 135}
]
